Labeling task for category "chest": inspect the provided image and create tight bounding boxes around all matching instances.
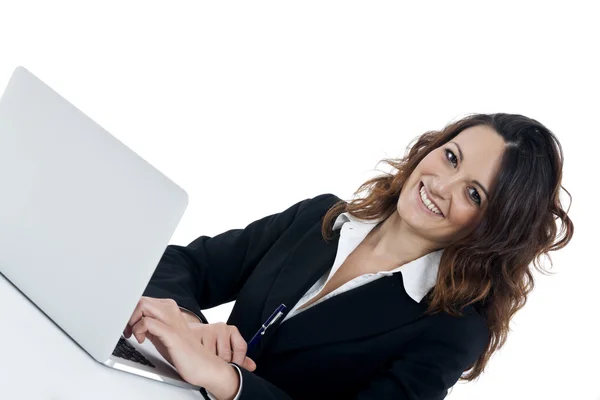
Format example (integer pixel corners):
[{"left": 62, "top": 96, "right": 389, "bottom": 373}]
[{"left": 298, "top": 243, "right": 397, "bottom": 310}]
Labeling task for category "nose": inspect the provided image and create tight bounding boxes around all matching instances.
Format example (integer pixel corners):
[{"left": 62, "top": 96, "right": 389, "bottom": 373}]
[{"left": 429, "top": 175, "right": 460, "bottom": 201}]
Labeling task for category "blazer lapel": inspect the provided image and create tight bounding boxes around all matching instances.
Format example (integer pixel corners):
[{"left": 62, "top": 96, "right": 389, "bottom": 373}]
[
  {"left": 260, "top": 220, "right": 340, "bottom": 323},
  {"left": 241, "top": 220, "right": 340, "bottom": 359}
]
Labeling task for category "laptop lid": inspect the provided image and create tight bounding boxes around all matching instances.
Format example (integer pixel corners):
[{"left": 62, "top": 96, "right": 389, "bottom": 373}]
[{"left": 0, "top": 67, "right": 189, "bottom": 362}]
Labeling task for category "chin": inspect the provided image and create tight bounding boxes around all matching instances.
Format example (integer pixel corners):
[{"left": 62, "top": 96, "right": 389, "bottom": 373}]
[{"left": 397, "top": 201, "right": 457, "bottom": 245}]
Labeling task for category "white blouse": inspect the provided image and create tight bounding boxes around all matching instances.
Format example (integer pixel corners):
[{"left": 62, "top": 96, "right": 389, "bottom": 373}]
[{"left": 283, "top": 212, "right": 443, "bottom": 322}]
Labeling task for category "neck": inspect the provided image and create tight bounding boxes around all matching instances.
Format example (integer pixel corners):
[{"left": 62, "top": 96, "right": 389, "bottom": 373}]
[{"left": 366, "top": 211, "right": 439, "bottom": 267}]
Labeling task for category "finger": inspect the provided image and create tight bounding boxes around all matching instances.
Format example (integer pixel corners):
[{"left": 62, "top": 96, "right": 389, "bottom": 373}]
[
  {"left": 127, "top": 297, "right": 158, "bottom": 335},
  {"left": 127, "top": 299, "right": 156, "bottom": 343},
  {"left": 131, "top": 317, "right": 148, "bottom": 343},
  {"left": 201, "top": 332, "right": 217, "bottom": 356},
  {"left": 229, "top": 329, "right": 248, "bottom": 367},
  {"left": 243, "top": 356, "right": 257, "bottom": 372},
  {"left": 132, "top": 315, "right": 176, "bottom": 349},
  {"left": 133, "top": 317, "right": 178, "bottom": 368},
  {"left": 126, "top": 297, "right": 178, "bottom": 334},
  {"left": 130, "top": 297, "right": 177, "bottom": 343},
  {"left": 216, "top": 334, "right": 233, "bottom": 363}
]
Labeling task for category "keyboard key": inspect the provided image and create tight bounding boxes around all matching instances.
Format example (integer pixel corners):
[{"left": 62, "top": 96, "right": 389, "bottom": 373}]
[{"left": 112, "top": 338, "right": 156, "bottom": 368}]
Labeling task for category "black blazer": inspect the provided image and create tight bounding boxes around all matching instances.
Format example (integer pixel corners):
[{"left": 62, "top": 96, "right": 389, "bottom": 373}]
[{"left": 143, "top": 193, "right": 489, "bottom": 399}]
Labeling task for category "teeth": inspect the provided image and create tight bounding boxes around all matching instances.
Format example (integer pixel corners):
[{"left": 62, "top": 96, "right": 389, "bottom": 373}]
[{"left": 420, "top": 185, "right": 442, "bottom": 215}]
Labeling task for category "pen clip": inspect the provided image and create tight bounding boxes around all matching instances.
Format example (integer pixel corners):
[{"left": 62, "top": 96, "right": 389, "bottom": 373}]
[{"left": 261, "top": 311, "right": 284, "bottom": 334}]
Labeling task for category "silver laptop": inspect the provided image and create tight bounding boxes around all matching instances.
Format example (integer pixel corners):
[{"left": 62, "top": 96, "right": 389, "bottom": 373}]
[{"left": 0, "top": 66, "right": 200, "bottom": 390}]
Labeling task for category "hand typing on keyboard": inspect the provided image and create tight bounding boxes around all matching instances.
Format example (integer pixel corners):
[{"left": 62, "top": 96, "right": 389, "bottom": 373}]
[
  {"left": 123, "top": 298, "right": 256, "bottom": 371},
  {"left": 122, "top": 296, "right": 245, "bottom": 399}
]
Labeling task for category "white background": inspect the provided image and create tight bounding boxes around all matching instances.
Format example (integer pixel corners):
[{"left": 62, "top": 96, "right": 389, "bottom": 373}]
[{"left": 0, "top": 1, "right": 597, "bottom": 399}]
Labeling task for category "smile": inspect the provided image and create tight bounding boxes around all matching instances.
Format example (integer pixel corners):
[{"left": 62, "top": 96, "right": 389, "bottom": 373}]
[{"left": 418, "top": 182, "right": 444, "bottom": 217}]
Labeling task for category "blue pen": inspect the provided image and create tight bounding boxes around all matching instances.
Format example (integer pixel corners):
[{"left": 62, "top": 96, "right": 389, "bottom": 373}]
[{"left": 247, "top": 304, "right": 287, "bottom": 350}]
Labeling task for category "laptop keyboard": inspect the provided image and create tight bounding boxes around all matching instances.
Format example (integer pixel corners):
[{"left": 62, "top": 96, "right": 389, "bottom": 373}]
[{"left": 112, "top": 337, "right": 156, "bottom": 368}]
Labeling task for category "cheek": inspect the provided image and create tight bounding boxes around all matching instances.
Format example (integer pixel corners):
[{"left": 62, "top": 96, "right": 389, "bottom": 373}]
[
  {"left": 419, "top": 152, "right": 442, "bottom": 173},
  {"left": 448, "top": 203, "right": 480, "bottom": 230}
]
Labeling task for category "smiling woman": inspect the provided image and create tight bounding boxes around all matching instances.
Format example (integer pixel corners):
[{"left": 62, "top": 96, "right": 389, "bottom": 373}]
[
  {"left": 321, "top": 113, "right": 574, "bottom": 382},
  {"left": 136, "top": 112, "right": 574, "bottom": 400}
]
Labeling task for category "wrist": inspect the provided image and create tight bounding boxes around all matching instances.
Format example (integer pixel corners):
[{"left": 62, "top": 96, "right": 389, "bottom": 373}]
[
  {"left": 180, "top": 309, "right": 202, "bottom": 324},
  {"left": 200, "top": 361, "right": 240, "bottom": 400}
]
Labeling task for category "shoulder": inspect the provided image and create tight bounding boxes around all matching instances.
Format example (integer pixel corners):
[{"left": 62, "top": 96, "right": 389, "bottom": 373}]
[
  {"left": 426, "top": 304, "right": 489, "bottom": 356},
  {"left": 310, "top": 193, "right": 344, "bottom": 207},
  {"left": 297, "top": 193, "right": 344, "bottom": 216}
]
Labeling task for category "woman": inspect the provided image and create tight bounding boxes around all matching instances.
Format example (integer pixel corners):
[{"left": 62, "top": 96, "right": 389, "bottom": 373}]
[{"left": 124, "top": 113, "right": 573, "bottom": 399}]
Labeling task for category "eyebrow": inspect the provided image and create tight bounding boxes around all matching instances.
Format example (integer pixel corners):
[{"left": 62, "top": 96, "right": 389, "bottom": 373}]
[{"left": 449, "top": 141, "right": 490, "bottom": 200}]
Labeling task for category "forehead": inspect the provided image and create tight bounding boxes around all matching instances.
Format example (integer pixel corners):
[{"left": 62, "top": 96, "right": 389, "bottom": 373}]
[
  {"left": 453, "top": 125, "right": 505, "bottom": 151},
  {"left": 452, "top": 125, "right": 506, "bottom": 184}
]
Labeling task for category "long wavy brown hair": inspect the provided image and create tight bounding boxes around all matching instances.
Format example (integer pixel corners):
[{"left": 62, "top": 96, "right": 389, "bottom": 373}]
[{"left": 320, "top": 113, "right": 574, "bottom": 381}]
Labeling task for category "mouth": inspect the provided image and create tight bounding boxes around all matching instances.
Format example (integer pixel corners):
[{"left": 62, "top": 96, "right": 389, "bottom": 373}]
[{"left": 418, "top": 182, "right": 444, "bottom": 218}]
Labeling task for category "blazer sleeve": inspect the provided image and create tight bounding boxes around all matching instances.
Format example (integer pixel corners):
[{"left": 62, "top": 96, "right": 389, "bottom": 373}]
[
  {"left": 142, "top": 193, "right": 336, "bottom": 323},
  {"left": 235, "top": 312, "right": 489, "bottom": 400},
  {"left": 352, "top": 312, "right": 490, "bottom": 400}
]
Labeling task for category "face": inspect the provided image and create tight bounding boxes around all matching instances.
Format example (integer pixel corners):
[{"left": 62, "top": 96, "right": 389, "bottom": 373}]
[{"left": 397, "top": 125, "right": 506, "bottom": 245}]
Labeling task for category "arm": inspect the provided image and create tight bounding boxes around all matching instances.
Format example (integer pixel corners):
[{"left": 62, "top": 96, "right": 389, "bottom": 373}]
[
  {"left": 353, "top": 313, "right": 489, "bottom": 400},
  {"left": 143, "top": 193, "right": 336, "bottom": 324},
  {"left": 236, "top": 313, "right": 489, "bottom": 400},
  {"left": 235, "top": 368, "right": 294, "bottom": 400}
]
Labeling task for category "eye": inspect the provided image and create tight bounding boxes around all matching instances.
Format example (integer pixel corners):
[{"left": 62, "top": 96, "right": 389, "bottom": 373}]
[
  {"left": 445, "top": 149, "right": 458, "bottom": 168},
  {"left": 468, "top": 187, "right": 481, "bottom": 206}
]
